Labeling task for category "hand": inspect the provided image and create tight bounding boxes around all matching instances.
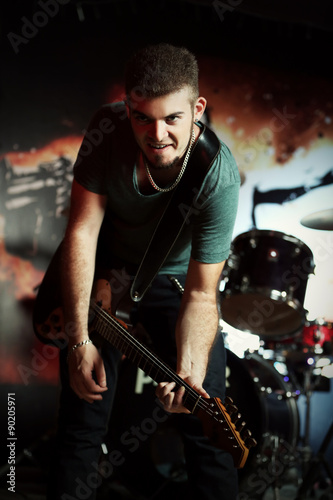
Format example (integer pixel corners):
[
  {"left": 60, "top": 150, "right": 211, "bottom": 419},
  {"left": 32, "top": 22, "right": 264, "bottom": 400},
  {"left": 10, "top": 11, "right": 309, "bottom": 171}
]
[
  {"left": 156, "top": 376, "right": 210, "bottom": 414},
  {"left": 68, "top": 342, "right": 108, "bottom": 403}
]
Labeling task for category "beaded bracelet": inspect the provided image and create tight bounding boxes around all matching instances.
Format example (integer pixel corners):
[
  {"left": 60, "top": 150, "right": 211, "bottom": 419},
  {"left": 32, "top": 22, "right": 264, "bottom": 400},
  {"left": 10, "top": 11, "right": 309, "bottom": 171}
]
[{"left": 67, "top": 339, "right": 93, "bottom": 362}]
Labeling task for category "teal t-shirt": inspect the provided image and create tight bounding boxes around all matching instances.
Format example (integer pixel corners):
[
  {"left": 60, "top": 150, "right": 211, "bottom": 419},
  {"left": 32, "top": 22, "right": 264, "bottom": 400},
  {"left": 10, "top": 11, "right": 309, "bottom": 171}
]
[{"left": 73, "top": 102, "right": 240, "bottom": 274}]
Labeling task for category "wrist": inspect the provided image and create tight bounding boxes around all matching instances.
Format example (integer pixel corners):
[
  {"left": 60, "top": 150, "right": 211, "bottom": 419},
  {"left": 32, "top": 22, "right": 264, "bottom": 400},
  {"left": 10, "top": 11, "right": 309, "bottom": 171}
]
[
  {"left": 67, "top": 335, "right": 90, "bottom": 348},
  {"left": 67, "top": 339, "right": 93, "bottom": 362}
]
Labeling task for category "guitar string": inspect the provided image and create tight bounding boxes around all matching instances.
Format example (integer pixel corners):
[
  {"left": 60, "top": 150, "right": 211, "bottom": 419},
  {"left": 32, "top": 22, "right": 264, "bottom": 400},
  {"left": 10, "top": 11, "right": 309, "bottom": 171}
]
[
  {"left": 93, "top": 303, "right": 217, "bottom": 416},
  {"left": 92, "top": 304, "right": 249, "bottom": 454},
  {"left": 93, "top": 304, "right": 210, "bottom": 410}
]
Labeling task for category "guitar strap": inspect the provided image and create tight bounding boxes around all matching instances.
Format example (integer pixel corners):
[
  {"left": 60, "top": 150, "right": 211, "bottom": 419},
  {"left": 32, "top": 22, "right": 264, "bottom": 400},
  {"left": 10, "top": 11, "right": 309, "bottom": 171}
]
[{"left": 130, "top": 123, "right": 221, "bottom": 302}]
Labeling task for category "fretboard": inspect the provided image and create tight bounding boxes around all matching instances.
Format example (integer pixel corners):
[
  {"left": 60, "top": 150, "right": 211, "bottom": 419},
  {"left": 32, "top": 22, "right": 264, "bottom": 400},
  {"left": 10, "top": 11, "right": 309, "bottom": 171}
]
[{"left": 91, "top": 303, "right": 205, "bottom": 414}]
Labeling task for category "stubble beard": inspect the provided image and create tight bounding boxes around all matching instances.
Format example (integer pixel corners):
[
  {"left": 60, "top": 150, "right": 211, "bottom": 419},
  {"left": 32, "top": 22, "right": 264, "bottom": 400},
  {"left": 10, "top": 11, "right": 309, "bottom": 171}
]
[
  {"left": 144, "top": 122, "right": 194, "bottom": 171},
  {"left": 147, "top": 154, "right": 181, "bottom": 171}
]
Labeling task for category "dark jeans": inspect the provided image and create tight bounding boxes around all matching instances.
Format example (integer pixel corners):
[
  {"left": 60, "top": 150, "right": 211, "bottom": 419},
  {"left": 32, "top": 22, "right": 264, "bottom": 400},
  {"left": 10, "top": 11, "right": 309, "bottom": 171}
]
[{"left": 48, "top": 274, "right": 238, "bottom": 499}]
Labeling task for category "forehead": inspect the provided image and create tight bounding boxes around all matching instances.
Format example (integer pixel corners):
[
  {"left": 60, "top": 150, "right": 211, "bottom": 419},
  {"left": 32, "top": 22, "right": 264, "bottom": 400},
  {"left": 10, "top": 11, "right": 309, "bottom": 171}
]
[{"left": 129, "top": 86, "right": 193, "bottom": 117}]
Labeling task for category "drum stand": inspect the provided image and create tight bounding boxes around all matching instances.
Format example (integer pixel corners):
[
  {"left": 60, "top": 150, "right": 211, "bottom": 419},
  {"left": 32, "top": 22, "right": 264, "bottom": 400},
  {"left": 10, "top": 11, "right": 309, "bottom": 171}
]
[
  {"left": 296, "top": 421, "right": 333, "bottom": 499},
  {"left": 295, "top": 368, "right": 333, "bottom": 499}
]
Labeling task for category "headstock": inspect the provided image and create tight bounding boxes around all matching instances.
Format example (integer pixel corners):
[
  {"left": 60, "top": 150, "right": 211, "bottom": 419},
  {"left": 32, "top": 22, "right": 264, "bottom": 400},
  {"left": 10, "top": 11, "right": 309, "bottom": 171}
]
[{"left": 196, "top": 395, "right": 257, "bottom": 468}]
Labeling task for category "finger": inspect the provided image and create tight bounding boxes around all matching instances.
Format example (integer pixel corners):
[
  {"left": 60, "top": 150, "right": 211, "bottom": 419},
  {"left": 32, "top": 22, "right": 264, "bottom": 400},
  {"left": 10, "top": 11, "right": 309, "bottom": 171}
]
[
  {"left": 164, "top": 386, "right": 185, "bottom": 409},
  {"left": 156, "top": 381, "right": 171, "bottom": 395},
  {"left": 94, "top": 357, "right": 108, "bottom": 389},
  {"left": 163, "top": 391, "right": 176, "bottom": 411},
  {"left": 82, "top": 374, "right": 108, "bottom": 395},
  {"left": 192, "top": 385, "right": 210, "bottom": 398},
  {"left": 74, "top": 381, "right": 105, "bottom": 404},
  {"left": 84, "top": 393, "right": 104, "bottom": 404},
  {"left": 173, "top": 385, "right": 186, "bottom": 407},
  {"left": 71, "top": 371, "right": 107, "bottom": 401},
  {"left": 156, "top": 381, "right": 176, "bottom": 399}
]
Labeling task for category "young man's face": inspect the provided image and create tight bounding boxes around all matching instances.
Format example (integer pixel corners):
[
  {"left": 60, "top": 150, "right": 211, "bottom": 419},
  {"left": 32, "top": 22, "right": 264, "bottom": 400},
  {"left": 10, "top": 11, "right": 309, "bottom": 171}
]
[{"left": 127, "top": 86, "right": 206, "bottom": 170}]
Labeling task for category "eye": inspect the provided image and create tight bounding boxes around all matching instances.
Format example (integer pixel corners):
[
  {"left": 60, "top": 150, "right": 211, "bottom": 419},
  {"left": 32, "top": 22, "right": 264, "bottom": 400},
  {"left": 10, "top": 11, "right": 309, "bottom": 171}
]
[
  {"left": 134, "top": 113, "right": 150, "bottom": 124},
  {"left": 166, "top": 115, "right": 179, "bottom": 123}
]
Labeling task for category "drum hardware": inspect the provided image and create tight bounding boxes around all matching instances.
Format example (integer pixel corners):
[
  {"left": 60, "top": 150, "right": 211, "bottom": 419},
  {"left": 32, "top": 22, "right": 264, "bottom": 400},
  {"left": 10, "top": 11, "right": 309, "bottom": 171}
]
[
  {"left": 294, "top": 366, "right": 333, "bottom": 499},
  {"left": 250, "top": 237, "right": 257, "bottom": 248},
  {"left": 241, "top": 275, "right": 249, "bottom": 292},
  {"left": 296, "top": 421, "right": 333, "bottom": 499},
  {"left": 224, "top": 308, "right": 332, "bottom": 498},
  {"left": 273, "top": 318, "right": 333, "bottom": 375},
  {"left": 225, "top": 349, "right": 300, "bottom": 498},
  {"left": 267, "top": 248, "right": 278, "bottom": 261},
  {"left": 271, "top": 323, "right": 333, "bottom": 499}
]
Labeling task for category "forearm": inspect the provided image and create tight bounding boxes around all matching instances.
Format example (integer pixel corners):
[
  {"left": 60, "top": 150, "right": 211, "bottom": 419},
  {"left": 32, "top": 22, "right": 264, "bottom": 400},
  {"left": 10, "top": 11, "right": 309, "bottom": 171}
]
[
  {"left": 176, "top": 290, "right": 219, "bottom": 385},
  {"left": 61, "top": 228, "right": 98, "bottom": 347}
]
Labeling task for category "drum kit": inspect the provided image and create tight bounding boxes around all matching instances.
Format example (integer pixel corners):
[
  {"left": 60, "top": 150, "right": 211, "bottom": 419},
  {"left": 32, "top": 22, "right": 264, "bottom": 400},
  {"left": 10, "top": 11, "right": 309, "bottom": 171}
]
[{"left": 220, "top": 224, "right": 333, "bottom": 499}]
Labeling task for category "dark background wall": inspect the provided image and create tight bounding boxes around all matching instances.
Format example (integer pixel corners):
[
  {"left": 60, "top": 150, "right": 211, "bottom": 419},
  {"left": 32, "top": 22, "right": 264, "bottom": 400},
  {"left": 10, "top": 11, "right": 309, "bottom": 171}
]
[{"left": 0, "top": 0, "right": 332, "bottom": 495}]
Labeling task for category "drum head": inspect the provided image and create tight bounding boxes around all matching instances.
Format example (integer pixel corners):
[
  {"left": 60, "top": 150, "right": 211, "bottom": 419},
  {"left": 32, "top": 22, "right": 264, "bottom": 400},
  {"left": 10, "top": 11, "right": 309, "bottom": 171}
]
[{"left": 221, "top": 292, "right": 304, "bottom": 339}]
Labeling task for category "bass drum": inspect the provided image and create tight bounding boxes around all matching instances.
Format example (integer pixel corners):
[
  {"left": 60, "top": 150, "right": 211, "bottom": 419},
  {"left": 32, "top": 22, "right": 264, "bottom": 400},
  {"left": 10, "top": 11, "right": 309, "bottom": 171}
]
[
  {"left": 221, "top": 229, "right": 315, "bottom": 341},
  {"left": 226, "top": 349, "right": 299, "bottom": 498}
]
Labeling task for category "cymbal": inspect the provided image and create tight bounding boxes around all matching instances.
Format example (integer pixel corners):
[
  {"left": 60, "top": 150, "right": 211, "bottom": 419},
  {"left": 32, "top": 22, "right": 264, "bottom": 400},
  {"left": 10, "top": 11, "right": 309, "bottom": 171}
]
[{"left": 300, "top": 208, "right": 333, "bottom": 230}]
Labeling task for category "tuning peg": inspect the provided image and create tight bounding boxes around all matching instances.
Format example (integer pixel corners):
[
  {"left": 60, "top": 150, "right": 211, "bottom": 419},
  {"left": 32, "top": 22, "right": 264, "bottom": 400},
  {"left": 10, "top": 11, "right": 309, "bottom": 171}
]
[
  {"left": 241, "top": 428, "right": 252, "bottom": 439},
  {"left": 226, "top": 404, "right": 238, "bottom": 415},
  {"left": 235, "top": 420, "right": 246, "bottom": 433},
  {"left": 241, "top": 428, "right": 257, "bottom": 448},
  {"left": 225, "top": 397, "right": 239, "bottom": 410},
  {"left": 231, "top": 412, "right": 242, "bottom": 424},
  {"left": 224, "top": 396, "right": 239, "bottom": 414},
  {"left": 245, "top": 436, "right": 257, "bottom": 448}
]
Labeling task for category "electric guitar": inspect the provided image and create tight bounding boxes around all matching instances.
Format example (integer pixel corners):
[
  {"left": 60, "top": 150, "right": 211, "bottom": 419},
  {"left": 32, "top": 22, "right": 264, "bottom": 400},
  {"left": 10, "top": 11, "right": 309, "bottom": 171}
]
[{"left": 33, "top": 247, "right": 257, "bottom": 469}]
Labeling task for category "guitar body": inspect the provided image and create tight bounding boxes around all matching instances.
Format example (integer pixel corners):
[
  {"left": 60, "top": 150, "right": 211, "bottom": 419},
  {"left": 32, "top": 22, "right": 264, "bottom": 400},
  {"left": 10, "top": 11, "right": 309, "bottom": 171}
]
[
  {"left": 33, "top": 242, "right": 256, "bottom": 468},
  {"left": 33, "top": 243, "right": 67, "bottom": 346},
  {"left": 33, "top": 242, "right": 133, "bottom": 347}
]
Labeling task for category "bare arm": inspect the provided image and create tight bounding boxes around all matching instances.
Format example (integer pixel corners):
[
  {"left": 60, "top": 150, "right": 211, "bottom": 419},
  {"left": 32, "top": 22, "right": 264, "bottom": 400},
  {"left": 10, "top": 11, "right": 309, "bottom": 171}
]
[
  {"left": 62, "top": 179, "right": 107, "bottom": 403},
  {"left": 156, "top": 257, "right": 225, "bottom": 413}
]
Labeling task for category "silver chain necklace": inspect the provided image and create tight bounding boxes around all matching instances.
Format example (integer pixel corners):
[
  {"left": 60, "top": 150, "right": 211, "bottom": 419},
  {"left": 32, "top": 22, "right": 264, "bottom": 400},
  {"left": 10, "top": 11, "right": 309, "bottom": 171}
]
[{"left": 144, "top": 128, "right": 195, "bottom": 193}]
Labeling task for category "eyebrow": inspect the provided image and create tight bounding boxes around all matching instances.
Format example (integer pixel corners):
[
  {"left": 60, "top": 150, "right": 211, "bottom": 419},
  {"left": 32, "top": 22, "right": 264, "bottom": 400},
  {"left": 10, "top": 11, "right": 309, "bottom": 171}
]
[{"left": 132, "top": 111, "right": 185, "bottom": 119}]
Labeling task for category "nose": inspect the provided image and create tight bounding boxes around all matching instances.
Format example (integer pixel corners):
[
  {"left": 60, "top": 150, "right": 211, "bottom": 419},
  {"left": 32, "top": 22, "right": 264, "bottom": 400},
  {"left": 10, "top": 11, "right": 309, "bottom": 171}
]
[{"left": 149, "top": 121, "right": 167, "bottom": 142}]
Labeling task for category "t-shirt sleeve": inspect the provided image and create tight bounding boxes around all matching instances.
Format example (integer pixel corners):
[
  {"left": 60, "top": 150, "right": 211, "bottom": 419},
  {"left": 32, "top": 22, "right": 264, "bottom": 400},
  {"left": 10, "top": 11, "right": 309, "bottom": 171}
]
[
  {"left": 73, "top": 106, "right": 116, "bottom": 195},
  {"left": 190, "top": 142, "right": 240, "bottom": 263}
]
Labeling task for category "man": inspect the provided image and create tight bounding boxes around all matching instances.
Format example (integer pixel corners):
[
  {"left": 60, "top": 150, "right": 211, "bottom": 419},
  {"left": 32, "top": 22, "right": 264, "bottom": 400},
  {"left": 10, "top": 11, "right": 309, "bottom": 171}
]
[{"left": 49, "top": 43, "right": 240, "bottom": 499}]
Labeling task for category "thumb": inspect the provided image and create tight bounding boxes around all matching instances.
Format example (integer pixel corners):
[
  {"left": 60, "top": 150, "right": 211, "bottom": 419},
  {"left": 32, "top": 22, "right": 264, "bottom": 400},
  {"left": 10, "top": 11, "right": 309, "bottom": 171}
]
[{"left": 94, "top": 356, "right": 107, "bottom": 388}]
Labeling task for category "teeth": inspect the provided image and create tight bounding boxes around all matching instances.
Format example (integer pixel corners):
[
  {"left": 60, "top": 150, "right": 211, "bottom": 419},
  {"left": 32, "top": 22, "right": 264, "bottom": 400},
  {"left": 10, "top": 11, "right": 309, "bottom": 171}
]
[{"left": 150, "top": 144, "right": 167, "bottom": 149}]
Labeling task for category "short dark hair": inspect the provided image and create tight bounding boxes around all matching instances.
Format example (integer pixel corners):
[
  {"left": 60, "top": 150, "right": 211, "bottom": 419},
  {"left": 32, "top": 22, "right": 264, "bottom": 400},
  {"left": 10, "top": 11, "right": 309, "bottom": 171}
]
[{"left": 125, "top": 43, "right": 199, "bottom": 104}]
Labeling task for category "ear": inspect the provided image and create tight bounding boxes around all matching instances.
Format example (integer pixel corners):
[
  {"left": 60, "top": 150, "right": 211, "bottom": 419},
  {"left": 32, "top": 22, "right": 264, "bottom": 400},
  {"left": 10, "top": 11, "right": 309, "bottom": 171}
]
[{"left": 194, "top": 96, "right": 207, "bottom": 122}]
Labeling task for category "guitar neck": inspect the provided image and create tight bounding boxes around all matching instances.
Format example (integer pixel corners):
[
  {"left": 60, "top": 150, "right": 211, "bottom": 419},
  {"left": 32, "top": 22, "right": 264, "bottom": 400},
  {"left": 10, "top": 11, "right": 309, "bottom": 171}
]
[{"left": 91, "top": 303, "right": 204, "bottom": 414}]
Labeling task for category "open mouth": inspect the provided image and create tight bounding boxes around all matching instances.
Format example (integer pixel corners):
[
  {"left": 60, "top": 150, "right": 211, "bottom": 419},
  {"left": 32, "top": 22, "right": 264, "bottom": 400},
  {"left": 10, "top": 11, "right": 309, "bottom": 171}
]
[{"left": 148, "top": 143, "right": 171, "bottom": 151}]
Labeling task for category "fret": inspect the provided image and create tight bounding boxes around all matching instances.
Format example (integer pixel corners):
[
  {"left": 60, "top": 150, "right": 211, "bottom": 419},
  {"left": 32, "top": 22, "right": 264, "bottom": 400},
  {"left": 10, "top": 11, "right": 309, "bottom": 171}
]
[{"left": 127, "top": 347, "right": 137, "bottom": 363}]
